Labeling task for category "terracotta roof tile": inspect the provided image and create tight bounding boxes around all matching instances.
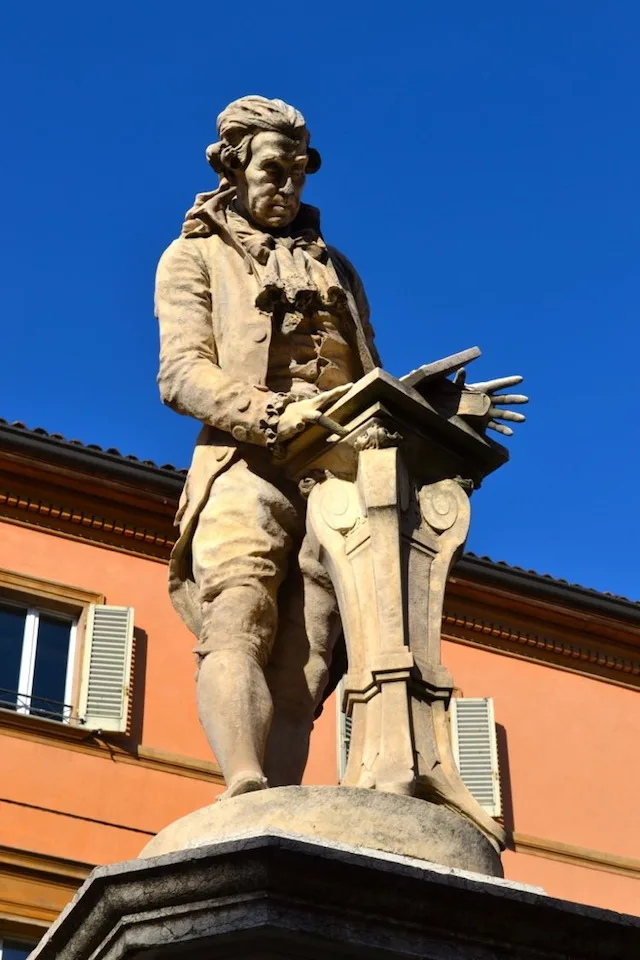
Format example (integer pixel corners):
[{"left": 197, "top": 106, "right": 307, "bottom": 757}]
[
  {"left": 461, "top": 552, "right": 638, "bottom": 609},
  {"left": 0, "top": 418, "right": 187, "bottom": 477}
]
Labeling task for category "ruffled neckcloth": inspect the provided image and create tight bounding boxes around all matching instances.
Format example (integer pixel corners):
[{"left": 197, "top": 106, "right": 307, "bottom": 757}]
[{"left": 181, "top": 185, "right": 350, "bottom": 333}]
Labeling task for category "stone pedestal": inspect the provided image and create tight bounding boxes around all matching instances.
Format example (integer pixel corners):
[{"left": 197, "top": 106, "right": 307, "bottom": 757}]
[
  {"left": 31, "top": 831, "right": 639, "bottom": 960},
  {"left": 138, "top": 786, "right": 503, "bottom": 877},
  {"left": 281, "top": 368, "right": 510, "bottom": 849}
]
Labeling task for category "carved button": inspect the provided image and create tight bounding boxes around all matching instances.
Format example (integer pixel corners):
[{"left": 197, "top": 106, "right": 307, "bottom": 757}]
[
  {"left": 232, "top": 425, "right": 248, "bottom": 443},
  {"left": 237, "top": 397, "right": 251, "bottom": 413},
  {"left": 253, "top": 330, "right": 268, "bottom": 343}
]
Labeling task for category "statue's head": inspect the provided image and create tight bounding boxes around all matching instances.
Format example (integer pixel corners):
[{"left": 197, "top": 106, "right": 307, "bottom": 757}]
[{"left": 206, "top": 95, "right": 321, "bottom": 230}]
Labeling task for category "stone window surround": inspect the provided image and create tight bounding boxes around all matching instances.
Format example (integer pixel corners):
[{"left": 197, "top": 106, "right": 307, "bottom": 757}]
[{"left": 0, "top": 568, "right": 104, "bottom": 728}]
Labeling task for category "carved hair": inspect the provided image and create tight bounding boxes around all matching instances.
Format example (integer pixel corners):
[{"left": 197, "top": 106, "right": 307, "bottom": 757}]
[{"left": 205, "top": 95, "right": 321, "bottom": 178}]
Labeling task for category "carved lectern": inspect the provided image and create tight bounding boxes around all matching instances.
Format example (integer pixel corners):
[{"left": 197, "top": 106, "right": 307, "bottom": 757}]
[{"left": 281, "top": 359, "right": 508, "bottom": 850}]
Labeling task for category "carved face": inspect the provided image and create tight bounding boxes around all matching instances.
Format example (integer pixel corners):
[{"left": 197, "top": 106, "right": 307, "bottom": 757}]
[{"left": 234, "top": 130, "right": 308, "bottom": 229}]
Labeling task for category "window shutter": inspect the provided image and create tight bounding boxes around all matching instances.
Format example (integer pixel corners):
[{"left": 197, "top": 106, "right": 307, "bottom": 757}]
[
  {"left": 340, "top": 712, "right": 352, "bottom": 779},
  {"left": 336, "top": 681, "right": 352, "bottom": 780},
  {"left": 78, "top": 605, "right": 134, "bottom": 733},
  {"left": 450, "top": 697, "right": 502, "bottom": 817}
]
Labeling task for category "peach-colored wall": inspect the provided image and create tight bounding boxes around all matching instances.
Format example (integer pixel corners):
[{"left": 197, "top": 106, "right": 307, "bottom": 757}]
[
  {"left": 0, "top": 518, "right": 637, "bottom": 917},
  {"left": 443, "top": 639, "right": 640, "bottom": 912},
  {"left": 443, "top": 640, "right": 640, "bottom": 859},
  {"left": 502, "top": 849, "right": 639, "bottom": 917}
]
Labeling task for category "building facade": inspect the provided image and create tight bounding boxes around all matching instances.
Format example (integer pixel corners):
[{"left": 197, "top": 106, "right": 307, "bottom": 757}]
[{"left": 0, "top": 419, "right": 638, "bottom": 955}]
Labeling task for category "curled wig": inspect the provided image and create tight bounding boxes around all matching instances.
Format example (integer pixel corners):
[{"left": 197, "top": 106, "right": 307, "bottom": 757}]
[{"left": 205, "top": 95, "right": 321, "bottom": 179}]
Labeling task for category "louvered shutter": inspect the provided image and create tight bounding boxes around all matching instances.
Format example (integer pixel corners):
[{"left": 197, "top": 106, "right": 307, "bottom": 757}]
[
  {"left": 450, "top": 697, "right": 502, "bottom": 817},
  {"left": 337, "top": 681, "right": 352, "bottom": 780},
  {"left": 78, "top": 605, "right": 134, "bottom": 733},
  {"left": 339, "top": 712, "right": 352, "bottom": 780}
]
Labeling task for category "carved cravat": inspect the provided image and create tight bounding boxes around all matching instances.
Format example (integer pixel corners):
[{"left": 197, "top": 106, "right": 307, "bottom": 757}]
[{"left": 226, "top": 208, "right": 348, "bottom": 323}]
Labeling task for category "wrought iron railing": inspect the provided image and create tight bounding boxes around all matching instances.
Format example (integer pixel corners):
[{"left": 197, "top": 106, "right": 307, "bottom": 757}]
[{"left": 0, "top": 688, "right": 73, "bottom": 722}]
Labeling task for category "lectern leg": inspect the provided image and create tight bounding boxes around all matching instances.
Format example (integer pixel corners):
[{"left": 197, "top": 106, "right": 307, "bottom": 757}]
[{"left": 305, "top": 443, "right": 505, "bottom": 849}]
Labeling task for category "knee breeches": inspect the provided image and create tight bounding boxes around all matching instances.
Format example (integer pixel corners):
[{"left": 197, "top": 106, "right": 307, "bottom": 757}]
[{"left": 191, "top": 456, "right": 340, "bottom": 712}]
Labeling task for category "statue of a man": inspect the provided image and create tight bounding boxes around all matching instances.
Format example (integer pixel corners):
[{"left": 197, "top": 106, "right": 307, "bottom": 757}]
[{"left": 156, "top": 96, "right": 380, "bottom": 797}]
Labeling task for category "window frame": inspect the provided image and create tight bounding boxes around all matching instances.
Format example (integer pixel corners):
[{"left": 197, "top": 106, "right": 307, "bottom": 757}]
[
  {"left": 0, "top": 937, "right": 36, "bottom": 960},
  {"left": 0, "top": 568, "right": 104, "bottom": 727},
  {"left": 0, "top": 599, "right": 78, "bottom": 721}
]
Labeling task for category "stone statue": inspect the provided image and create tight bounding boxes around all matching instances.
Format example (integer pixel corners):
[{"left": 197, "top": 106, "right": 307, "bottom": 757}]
[{"left": 155, "top": 95, "right": 527, "bottom": 811}]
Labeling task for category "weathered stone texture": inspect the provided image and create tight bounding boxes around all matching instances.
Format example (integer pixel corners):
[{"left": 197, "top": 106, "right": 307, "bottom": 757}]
[{"left": 31, "top": 833, "right": 639, "bottom": 960}]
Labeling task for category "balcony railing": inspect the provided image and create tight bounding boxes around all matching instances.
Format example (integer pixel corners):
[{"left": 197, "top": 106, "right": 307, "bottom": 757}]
[{"left": 0, "top": 687, "right": 73, "bottom": 722}]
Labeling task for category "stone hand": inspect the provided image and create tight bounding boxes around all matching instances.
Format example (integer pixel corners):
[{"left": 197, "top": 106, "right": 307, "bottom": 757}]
[
  {"left": 277, "top": 383, "right": 354, "bottom": 443},
  {"left": 454, "top": 370, "right": 528, "bottom": 437}
]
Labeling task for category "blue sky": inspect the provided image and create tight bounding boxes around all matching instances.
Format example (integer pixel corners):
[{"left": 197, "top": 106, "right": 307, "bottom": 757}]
[{"left": 1, "top": 2, "right": 638, "bottom": 598}]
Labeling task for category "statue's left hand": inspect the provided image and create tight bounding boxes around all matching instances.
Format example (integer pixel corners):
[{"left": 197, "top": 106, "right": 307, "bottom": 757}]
[{"left": 454, "top": 370, "right": 528, "bottom": 437}]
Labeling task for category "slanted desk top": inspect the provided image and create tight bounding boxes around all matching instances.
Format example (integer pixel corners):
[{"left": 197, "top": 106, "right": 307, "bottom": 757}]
[{"left": 281, "top": 366, "right": 509, "bottom": 487}]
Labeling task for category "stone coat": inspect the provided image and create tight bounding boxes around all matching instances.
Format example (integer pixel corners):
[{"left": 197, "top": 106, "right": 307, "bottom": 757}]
[{"left": 155, "top": 213, "right": 379, "bottom": 635}]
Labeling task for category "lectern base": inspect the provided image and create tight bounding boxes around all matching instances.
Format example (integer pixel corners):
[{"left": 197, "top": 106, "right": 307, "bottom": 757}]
[
  {"left": 140, "top": 785, "right": 503, "bottom": 876},
  {"left": 31, "top": 831, "right": 638, "bottom": 960}
]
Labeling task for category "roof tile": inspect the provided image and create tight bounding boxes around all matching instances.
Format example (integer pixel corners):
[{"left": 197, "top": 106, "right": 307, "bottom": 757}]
[{"left": 0, "top": 417, "right": 187, "bottom": 477}]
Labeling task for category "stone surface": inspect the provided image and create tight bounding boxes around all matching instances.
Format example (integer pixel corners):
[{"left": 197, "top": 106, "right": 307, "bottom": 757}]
[
  {"left": 139, "top": 785, "right": 503, "bottom": 875},
  {"left": 31, "top": 832, "right": 639, "bottom": 960},
  {"left": 154, "top": 93, "right": 527, "bottom": 864},
  {"left": 297, "top": 389, "right": 505, "bottom": 848}
]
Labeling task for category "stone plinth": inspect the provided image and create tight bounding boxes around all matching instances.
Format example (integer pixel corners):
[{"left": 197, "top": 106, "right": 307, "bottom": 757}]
[
  {"left": 139, "top": 785, "right": 503, "bottom": 876},
  {"left": 31, "top": 831, "right": 639, "bottom": 960}
]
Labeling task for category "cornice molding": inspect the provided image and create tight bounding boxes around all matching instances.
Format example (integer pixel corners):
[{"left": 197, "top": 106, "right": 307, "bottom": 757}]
[
  {"left": 0, "top": 709, "right": 224, "bottom": 785},
  {"left": 511, "top": 832, "right": 640, "bottom": 880},
  {"left": 447, "top": 574, "right": 640, "bottom": 650},
  {"left": 0, "top": 844, "right": 92, "bottom": 928},
  {"left": 0, "top": 567, "right": 104, "bottom": 609},
  {"left": 443, "top": 610, "right": 640, "bottom": 690},
  {"left": 455, "top": 555, "right": 639, "bottom": 624},
  {"left": 0, "top": 488, "right": 174, "bottom": 561},
  {"left": 0, "top": 422, "right": 183, "bottom": 504},
  {"left": 0, "top": 845, "right": 92, "bottom": 881}
]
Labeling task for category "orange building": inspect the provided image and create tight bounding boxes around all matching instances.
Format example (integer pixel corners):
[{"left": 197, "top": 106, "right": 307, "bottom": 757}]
[{"left": 0, "top": 418, "right": 638, "bottom": 956}]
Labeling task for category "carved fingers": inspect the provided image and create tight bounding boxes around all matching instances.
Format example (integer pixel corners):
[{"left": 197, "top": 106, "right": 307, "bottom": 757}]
[
  {"left": 309, "top": 382, "right": 354, "bottom": 414},
  {"left": 466, "top": 375, "right": 524, "bottom": 394},
  {"left": 454, "top": 370, "right": 529, "bottom": 439},
  {"left": 487, "top": 420, "right": 514, "bottom": 436},
  {"left": 277, "top": 383, "right": 353, "bottom": 442},
  {"left": 485, "top": 383, "right": 528, "bottom": 436},
  {"left": 490, "top": 408, "right": 526, "bottom": 421},
  {"left": 488, "top": 394, "right": 528, "bottom": 405}
]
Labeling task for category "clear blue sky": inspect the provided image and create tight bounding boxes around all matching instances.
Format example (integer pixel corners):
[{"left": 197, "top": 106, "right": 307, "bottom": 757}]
[{"left": 1, "top": 2, "right": 638, "bottom": 598}]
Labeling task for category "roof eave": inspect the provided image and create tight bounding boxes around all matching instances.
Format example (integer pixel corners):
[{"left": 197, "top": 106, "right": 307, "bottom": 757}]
[
  {"left": 0, "top": 421, "right": 185, "bottom": 500},
  {"left": 455, "top": 554, "right": 640, "bottom": 624}
]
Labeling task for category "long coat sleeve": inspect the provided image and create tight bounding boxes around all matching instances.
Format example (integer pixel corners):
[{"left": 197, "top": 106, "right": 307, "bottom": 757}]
[{"left": 156, "top": 239, "right": 281, "bottom": 446}]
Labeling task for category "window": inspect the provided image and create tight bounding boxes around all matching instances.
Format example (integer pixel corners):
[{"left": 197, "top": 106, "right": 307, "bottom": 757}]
[
  {"left": 0, "top": 939, "right": 35, "bottom": 960},
  {"left": 0, "top": 569, "right": 135, "bottom": 733},
  {"left": 0, "top": 602, "right": 76, "bottom": 721}
]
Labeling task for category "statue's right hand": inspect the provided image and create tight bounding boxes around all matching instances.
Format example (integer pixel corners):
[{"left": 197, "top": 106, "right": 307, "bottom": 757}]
[{"left": 277, "top": 383, "right": 353, "bottom": 443}]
